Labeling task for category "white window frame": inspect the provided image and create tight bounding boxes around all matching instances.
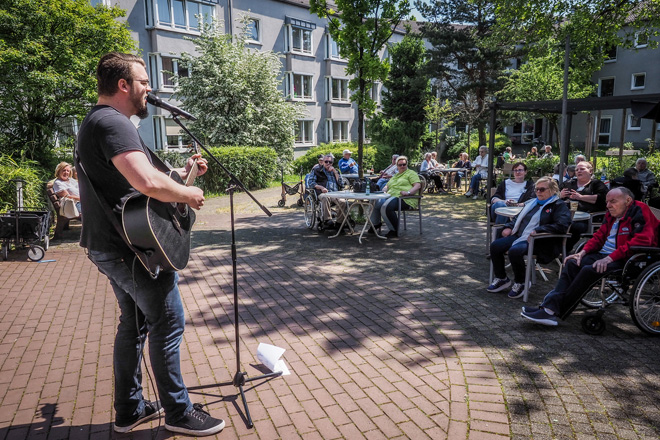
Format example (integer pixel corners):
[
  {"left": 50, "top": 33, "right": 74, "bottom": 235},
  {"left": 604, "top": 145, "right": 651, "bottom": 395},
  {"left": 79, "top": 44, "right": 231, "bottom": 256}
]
[
  {"left": 285, "top": 24, "right": 313, "bottom": 55},
  {"left": 245, "top": 17, "right": 261, "bottom": 44},
  {"left": 604, "top": 45, "right": 617, "bottom": 63},
  {"left": 295, "top": 120, "right": 314, "bottom": 145},
  {"left": 149, "top": 53, "right": 190, "bottom": 91},
  {"left": 598, "top": 77, "right": 615, "bottom": 97},
  {"left": 325, "top": 76, "right": 349, "bottom": 102},
  {"left": 325, "top": 33, "right": 344, "bottom": 61},
  {"left": 148, "top": 0, "right": 214, "bottom": 34},
  {"left": 369, "top": 82, "right": 380, "bottom": 105},
  {"left": 631, "top": 72, "right": 646, "bottom": 90},
  {"left": 90, "top": 0, "right": 111, "bottom": 6},
  {"left": 284, "top": 72, "right": 314, "bottom": 101},
  {"left": 628, "top": 114, "right": 642, "bottom": 131},
  {"left": 326, "top": 119, "right": 350, "bottom": 143},
  {"left": 635, "top": 31, "right": 649, "bottom": 48},
  {"left": 597, "top": 115, "right": 612, "bottom": 145}
]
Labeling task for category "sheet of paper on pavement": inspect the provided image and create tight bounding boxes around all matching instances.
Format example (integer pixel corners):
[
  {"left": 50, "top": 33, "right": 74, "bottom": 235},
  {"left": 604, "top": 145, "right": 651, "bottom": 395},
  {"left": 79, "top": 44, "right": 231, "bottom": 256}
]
[{"left": 257, "top": 343, "right": 290, "bottom": 375}]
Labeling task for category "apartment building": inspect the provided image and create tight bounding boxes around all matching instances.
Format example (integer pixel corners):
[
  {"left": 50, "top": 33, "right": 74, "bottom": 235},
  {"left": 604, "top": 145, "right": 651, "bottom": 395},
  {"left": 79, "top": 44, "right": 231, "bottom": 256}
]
[{"left": 90, "top": 0, "right": 408, "bottom": 157}]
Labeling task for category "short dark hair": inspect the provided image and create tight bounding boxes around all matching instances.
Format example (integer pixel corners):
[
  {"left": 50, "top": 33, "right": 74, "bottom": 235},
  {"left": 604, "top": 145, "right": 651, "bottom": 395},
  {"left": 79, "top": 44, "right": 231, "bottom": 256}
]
[
  {"left": 96, "top": 52, "right": 145, "bottom": 96},
  {"left": 623, "top": 167, "right": 639, "bottom": 179},
  {"left": 512, "top": 161, "right": 527, "bottom": 171}
]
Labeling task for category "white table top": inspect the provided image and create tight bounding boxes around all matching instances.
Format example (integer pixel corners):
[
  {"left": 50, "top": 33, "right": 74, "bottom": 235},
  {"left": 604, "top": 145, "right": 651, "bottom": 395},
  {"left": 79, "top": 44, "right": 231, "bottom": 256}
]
[
  {"left": 341, "top": 174, "right": 378, "bottom": 180},
  {"left": 436, "top": 168, "right": 466, "bottom": 173},
  {"left": 321, "top": 191, "right": 391, "bottom": 201},
  {"left": 494, "top": 205, "right": 590, "bottom": 222}
]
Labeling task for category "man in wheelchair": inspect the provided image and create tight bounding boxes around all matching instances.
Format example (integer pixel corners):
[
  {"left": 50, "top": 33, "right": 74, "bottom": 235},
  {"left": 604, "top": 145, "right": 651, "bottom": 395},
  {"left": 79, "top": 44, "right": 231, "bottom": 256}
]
[
  {"left": 521, "top": 187, "right": 660, "bottom": 326},
  {"left": 307, "top": 154, "right": 347, "bottom": 229}
]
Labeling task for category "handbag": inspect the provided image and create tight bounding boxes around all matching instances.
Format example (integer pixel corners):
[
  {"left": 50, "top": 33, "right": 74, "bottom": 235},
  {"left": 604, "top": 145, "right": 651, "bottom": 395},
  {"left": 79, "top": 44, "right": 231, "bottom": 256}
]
[{"left": 59, "top": 196, "right": 80, "bottom": 219}]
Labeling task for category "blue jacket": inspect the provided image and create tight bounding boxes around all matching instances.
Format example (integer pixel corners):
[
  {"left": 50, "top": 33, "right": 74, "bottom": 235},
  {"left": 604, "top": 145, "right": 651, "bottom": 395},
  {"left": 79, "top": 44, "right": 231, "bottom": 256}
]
[{"left": 338, "top": 157, "right": 358, "bottom": 174}]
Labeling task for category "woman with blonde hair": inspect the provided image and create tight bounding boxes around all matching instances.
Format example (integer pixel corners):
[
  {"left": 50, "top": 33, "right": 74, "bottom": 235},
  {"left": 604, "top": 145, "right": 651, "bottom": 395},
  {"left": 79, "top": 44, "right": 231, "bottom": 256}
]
[
  {"left": 53, "top": 161, "right": 81, "bottom": 214},
  {"left": 487, "top": 177, "right": 571, "bottom": 299}
]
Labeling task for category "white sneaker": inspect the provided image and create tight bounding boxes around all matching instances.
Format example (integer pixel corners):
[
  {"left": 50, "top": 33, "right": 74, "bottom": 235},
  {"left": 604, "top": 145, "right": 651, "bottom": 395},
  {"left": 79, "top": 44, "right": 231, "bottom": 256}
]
[
  {"left": 465, "top": 190, "right": 473, "bottom": 197},
  {"left": 472, "top": 195, "right": 478, "bottom": 200}
]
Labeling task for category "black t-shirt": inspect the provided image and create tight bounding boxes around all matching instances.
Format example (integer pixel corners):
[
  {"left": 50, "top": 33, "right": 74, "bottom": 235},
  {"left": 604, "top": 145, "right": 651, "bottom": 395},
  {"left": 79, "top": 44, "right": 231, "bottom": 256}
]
[
  {"left": 560, "top": 178, "right": 608, "bottom": 212},
  {"left": 76, "top": 105, "right": 153, "bottom": 253}
]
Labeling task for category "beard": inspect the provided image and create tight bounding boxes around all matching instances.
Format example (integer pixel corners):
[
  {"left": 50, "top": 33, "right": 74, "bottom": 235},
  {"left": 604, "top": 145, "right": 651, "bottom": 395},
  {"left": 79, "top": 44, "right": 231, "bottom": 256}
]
[{"left": 130, "top": 89, "right": 149, "bottom": 119}]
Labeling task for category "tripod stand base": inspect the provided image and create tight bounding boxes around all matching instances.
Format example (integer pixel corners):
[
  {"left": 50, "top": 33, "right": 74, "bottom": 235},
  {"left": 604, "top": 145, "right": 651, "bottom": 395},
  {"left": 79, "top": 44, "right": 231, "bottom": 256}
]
[{"left": 233, "top": 370, "right": 283, "bottom": 428}]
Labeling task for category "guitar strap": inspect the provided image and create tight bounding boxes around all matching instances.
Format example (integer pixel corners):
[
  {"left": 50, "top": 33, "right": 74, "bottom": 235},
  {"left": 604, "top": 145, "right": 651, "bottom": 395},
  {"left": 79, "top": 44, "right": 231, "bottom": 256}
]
[{"left": 74, "top": 146, "right": 173, "bottom": 277}]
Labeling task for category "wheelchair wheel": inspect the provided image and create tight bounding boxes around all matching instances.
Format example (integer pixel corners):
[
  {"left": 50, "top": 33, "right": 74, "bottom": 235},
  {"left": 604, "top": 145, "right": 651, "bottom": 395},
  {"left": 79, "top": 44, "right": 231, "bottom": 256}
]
[
  {"left": 297, "top": 197, "right": 304, "bottom": 207},
  {"left": 581, "top": 313, "right": 606, "bottom": 335},
  {"left": 580, "top": 284, "right": 620, "bottom": 309},
  {"left": 629, "top": 262, "right": 660, "bottom": 335},
  {"left": 27, "top": 245, "right": 45, "bottom": 262},
  {"left": 304, "top": 195, "right": 316, "bottom": 229},
  {"left": 277, "top": 199, "right": 285, "bottom": 207}
]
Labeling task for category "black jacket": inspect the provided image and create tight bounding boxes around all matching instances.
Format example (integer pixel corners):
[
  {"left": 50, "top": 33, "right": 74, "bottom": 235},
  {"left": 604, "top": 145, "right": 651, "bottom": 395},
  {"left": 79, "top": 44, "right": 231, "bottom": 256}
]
[{"left": 560, "top": 178, "right": 608, "bottom": 212}]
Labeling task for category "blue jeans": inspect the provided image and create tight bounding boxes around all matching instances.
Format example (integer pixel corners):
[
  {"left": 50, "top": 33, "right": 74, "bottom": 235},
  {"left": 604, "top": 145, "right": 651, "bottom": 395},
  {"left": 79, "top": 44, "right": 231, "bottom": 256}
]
[
  {"left": 376, "top": 178, "right": 389, "bottom": 190},
  {"left": 88, "top": 250, "right": 192, "bottom": 424},
  {"left": 470, "top": 173, "right": 483, "bottom": 193},
  {"left": 490, "top": 200, "right": 508, "bottom": 224},
  {"left": 490, "top": 235, "right": 529, "bottom": 283},
  {"left": 370, "top": 196, "right": 410, "bottom": 232}
]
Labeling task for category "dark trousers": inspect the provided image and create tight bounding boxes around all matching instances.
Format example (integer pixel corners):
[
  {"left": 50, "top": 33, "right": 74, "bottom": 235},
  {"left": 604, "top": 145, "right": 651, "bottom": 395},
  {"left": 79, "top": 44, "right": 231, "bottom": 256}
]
[
  {"left": 541, "top": 252, "right": 625, "bottom": 319},
  {"left": 567, "top": 220, "right": 588, "bottom": 253},
  {"left": 490, "top": 235, "right": 529, "bottom": 283}
]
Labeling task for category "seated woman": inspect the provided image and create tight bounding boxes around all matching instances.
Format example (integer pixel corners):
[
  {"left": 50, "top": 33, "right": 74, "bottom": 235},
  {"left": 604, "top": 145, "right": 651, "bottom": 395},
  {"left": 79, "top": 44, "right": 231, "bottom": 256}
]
[
  {"left": 420, "top": 152, "right": 444, "bottom": 192},
  {"left": 487, "top": 177, "right": 571, "bottom": 299},
  {"left": 53, "top": 161, "right": 81, "bottom": 214},
  {"left": 559, "top": 161, "right": 608, "bottom": 251},
  {"left": 503, "top": 146, "right": 515, "bottom": 162},
  {"left": 527, "top": 146, "right": 539, "bottom": 159},
  {"left": 369, "top": 156, "right": 421, "bottom": 238},
  {"left": 490, "top": 162, "right": 535, "bottom": 224},
  {"left": 452, "top": 152, "right": 471, "bottom": 189},
  {"left": 465, "top": 145, "right": 489, "bottom": 199}
]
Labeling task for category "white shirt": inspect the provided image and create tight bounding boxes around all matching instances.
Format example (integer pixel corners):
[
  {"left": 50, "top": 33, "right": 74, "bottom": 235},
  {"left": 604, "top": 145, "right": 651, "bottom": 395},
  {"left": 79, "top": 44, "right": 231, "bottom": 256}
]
[
  {"left": 505, "top": 180, "right": 527, "bottom": 201},
  {"left": 473, "top": 154, "right": 489, "bottom": 177},
  {"left": 53, "top": 178, "right": 80, "bottom": 197}
]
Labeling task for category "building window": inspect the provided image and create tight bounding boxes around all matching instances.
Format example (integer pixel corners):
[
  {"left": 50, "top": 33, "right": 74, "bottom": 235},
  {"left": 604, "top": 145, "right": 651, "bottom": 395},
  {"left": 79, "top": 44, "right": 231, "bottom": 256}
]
[
  {"left": 325, "top": 33, "right": 341, "bottom": 59},
  {"left": 284, "top": 18, "right": 315, "bottom": 55},
  {"left": 369, "top": 82, "right": 380, "bottom": 105},
  {"left": 149, "top": 54, "right": 190, "bottom": 90},
  {"left": 599, "top": 78, "right": 615, "bottom": 97},
  {"left": 285, "top": 73, "right": 313, "bottom": 100},
  {"left": 631, "top": 73, "right": 646, "bottom": 90},
  {"left": 604, "top": 44, "right": 617, "bottom": 62},
  {"left": 90, "top": 0, "right": 111, "bottom": 6},
  {"left": 327, "top": 120, "right": 349, "bottom": 142},
  {"left": 635, "top": 31, "right": 649, "bottom": 48},
  {"left": 598, "top": 116, "right": 612, "bottom": 145},
  {"left": 628, "top": 114, "right": 642, "bottom": 131},
  {"left": 246, "top": 18, "right": 260, "bottom": 43},
  {"left": 295, "top": 120, "right": 314, "bottom": 144},
  {"left": 325, "top": 77, "right": 349, "bottom": 102},
  {"left": 150, "top": 0, "right": 214, "bottom": 32},
  {"left": 511, "top": 121, "right": 535, "bottom": 144}
]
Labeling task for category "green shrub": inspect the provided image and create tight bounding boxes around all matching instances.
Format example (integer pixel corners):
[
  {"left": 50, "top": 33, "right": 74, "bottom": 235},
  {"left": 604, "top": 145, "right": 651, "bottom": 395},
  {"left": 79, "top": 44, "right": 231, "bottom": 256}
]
[
  {"left": 444, "top": 132, "right": 511, "bottom": 162},
  {"left": 199, "top": 146, "right": 278, "bottom": 194},
  {"left": 292, "top": 142, "right": 377, "bottom": 174},
  {"left": 0, "top": 155, "right": 47, "bottom": 212},
  {"left": 154, "top": 149, "right": 189, "bottom": 169}
]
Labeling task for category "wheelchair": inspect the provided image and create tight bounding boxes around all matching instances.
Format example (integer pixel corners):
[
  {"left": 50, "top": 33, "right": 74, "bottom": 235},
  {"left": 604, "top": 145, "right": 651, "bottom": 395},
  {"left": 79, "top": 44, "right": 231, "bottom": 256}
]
[
  {"left": 303, "top": 189, "right": 341, "bottom": 232},
  {"left": 568, "top": 240, "right": 660, "bottom": 336}
]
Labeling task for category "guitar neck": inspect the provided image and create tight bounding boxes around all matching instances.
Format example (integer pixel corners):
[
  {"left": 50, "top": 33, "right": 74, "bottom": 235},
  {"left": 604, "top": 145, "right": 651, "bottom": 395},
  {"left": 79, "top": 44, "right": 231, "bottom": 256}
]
[{"left": 184, "top": 146, "right": 201, "bottom": 187}]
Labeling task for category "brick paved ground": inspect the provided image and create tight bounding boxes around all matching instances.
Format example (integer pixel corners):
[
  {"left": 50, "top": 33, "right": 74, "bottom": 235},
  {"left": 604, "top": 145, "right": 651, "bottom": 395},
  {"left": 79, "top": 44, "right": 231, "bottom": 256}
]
[{"left": 1, "top": 188, "right": 659, "bottom": 439}]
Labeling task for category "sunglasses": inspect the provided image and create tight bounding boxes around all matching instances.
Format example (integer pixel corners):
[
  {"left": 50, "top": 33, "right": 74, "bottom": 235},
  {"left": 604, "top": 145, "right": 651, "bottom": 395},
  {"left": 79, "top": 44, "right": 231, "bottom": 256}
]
[
  {"left": 535, "top": 187, "right": 549, "bottom": 193},
  {"left": 397, "top": 163, "right": 408, "bottom": 167},
  {"left": 324, "top": 161, "right": 332, "bottom": 164}
]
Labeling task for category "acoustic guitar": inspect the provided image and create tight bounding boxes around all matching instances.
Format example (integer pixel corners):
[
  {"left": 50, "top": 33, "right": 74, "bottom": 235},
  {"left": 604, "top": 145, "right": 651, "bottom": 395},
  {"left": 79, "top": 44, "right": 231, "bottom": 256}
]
[{"left": 121, "top": 152, "right": 200, "bottom": 277}]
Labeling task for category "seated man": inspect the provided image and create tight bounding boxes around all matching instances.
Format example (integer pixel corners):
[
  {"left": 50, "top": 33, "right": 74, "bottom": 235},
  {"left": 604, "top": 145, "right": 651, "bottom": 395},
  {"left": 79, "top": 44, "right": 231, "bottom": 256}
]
[
  {"left": 611, "top": 167, "right": 643, "bottom": 201},
  {"left": 636, "top": 157, "right": 656, "bottom": 196},
  {"left": 307, "top": 154, "right": 346, "bottom": 228},
  {"left": 338, "top": 149, "right": 359, "bottom": 174},
  {"left": 521, "top": 187, "right": 659, "bottom": 326},
  {"left": 376, "top": 154, "right": 399, "bottom": 190},
  {"left": 542, "top": 145, "right": 553, "bottom": 159}
]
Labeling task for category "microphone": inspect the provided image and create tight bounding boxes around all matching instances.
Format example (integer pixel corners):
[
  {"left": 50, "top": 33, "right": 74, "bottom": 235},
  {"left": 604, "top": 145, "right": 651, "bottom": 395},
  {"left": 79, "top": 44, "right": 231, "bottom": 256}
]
[{"left": 146, "top": 93, "right": 197, "bottom": 121}]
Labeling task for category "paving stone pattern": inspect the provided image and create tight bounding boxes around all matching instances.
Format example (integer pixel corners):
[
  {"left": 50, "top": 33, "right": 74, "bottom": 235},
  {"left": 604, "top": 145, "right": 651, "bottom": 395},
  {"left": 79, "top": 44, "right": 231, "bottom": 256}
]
[{"left": 1, "top": 188, "right": 659, "bottom": 439}]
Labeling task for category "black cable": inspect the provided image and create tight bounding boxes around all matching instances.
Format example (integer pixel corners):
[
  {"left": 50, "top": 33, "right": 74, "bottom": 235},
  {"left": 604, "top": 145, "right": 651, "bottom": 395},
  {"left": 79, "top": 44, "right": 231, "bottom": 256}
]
[{"left": 131, "top": 255, "right": 162, "bottom": 439}]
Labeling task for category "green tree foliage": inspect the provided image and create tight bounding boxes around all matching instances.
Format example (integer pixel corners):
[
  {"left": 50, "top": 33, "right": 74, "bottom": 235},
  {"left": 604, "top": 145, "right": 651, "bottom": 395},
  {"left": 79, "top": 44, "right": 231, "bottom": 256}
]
[
  {"left": 310, "top": 0, "right": 411, "bottom": 177},
  {"left": 416, "top": 0, "right": 511, "bottom": 147},
  {"left": 497, "top": 37, "right": 596, "bottom": 143},
  {"left": 491, "top": 0, "right": 660, "bottom": 78},
  {"left": 0, "top": 155, "right": 46, "bottom": 212},
  {"left": 371, "top": 31, "right": 430, "bottom": 164},
  {"left": 0, "top": 0, "right": 136, "bottom": 167},
  {"left": 425, "top": 97, "right": 455, "bottom": 158},
  {"left": 174, "top": 22, "right": 306, "bottom": 165}
]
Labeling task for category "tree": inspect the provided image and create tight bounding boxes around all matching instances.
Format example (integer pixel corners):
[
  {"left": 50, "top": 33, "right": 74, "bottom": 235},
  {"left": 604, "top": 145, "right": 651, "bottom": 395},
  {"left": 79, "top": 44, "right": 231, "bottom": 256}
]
[
  {"left": 175, "top": 22, "right": 306, "bottom": 164},
  {"left": 0, "top": 0, "right": 136, "bottom": 166},
  {"left": 497, "top": 37, "right": 596, "bottom": 145},
  {"left": 416, "top": 0, "right": 511, "bottom": 148},
  {"left": 372, "top": 31, "right": 430, "bottom": 161},
  {"left": 425, "top": 97, "right": 455, "bottom": 158},
  {"left": 310, "top": 0, "right": 411, "bottom": 178}
]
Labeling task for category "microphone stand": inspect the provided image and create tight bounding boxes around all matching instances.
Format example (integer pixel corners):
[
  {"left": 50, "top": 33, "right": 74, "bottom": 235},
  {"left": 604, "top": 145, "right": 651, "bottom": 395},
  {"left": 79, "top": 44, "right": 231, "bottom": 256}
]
[{"left": 170, "top": 115, "right": 282, "bottom": 428}]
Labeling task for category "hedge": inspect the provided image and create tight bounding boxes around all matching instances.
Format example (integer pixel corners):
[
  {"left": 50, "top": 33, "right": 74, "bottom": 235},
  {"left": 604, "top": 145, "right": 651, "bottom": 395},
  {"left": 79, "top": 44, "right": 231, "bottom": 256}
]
[
  {"left": 198, "top": 146, "right": 278, "bottom": 194},
  {"left": 292, "top": 142, "right": 377, "bottom": 174},
  {"left": 0, "top": 155, "right": 48, "bottom": 212}
]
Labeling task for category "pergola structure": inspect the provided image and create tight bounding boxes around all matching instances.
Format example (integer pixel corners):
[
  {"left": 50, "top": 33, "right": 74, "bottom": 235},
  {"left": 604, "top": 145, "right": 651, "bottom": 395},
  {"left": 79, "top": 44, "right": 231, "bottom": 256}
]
[{"left": 484, "top": 92, "right": 660, "bottom": 249}]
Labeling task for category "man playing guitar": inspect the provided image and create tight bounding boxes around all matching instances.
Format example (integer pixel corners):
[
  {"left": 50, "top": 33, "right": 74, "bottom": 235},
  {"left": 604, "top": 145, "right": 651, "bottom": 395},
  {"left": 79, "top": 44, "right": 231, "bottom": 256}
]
[{"left": 76, "top": 52, "right": 225, "bottom": 436}]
